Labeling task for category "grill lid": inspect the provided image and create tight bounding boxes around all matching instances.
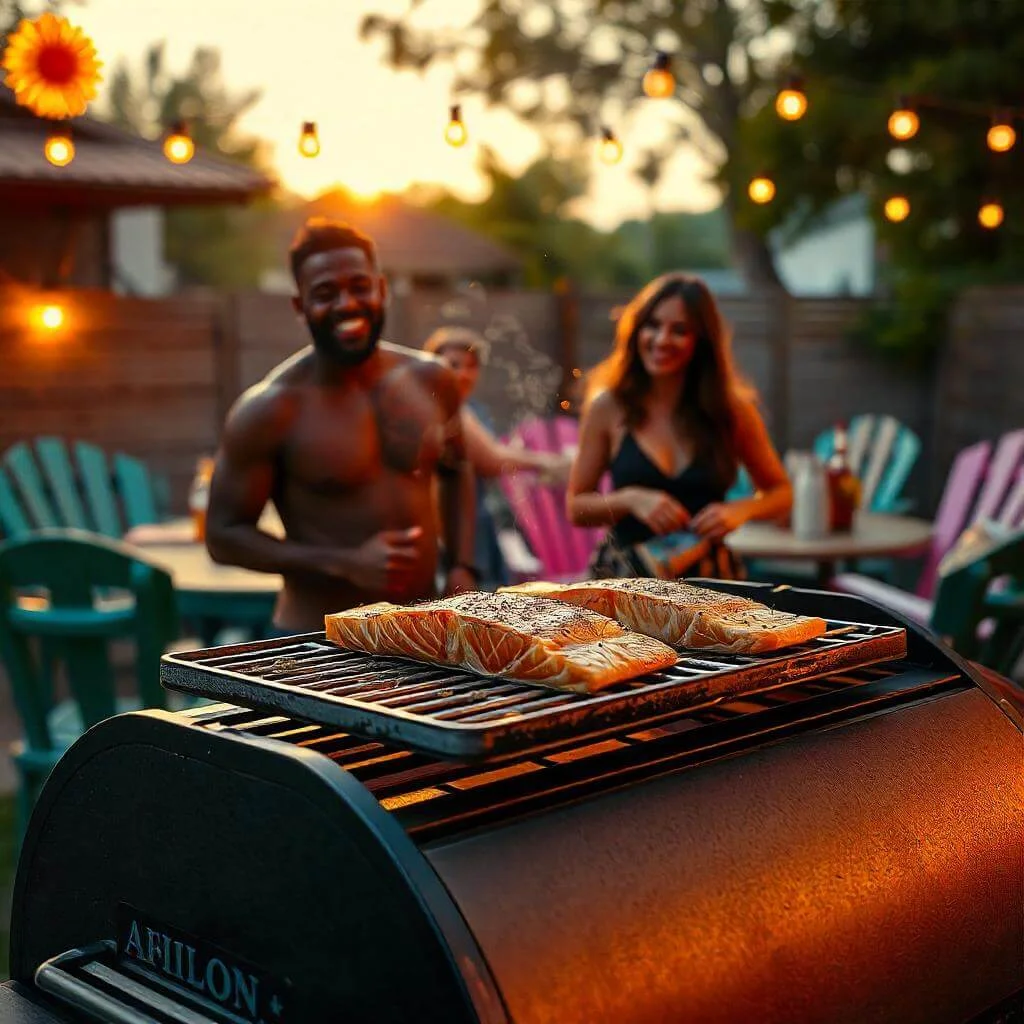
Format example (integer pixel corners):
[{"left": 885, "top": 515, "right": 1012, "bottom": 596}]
[{"left": 161, "top": 618, "right": 906, "bottom": 760}]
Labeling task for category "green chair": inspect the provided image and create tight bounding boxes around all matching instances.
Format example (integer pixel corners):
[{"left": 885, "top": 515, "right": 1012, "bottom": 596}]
[
  {"left": 930, "top": 527, "right": 1024, "bottom": 677},
  {"left": 0, "top": 438, "right": 166, "bottom": 540},
  {"left": 0, "top": 529, "right": 180, "bottom": 844}
]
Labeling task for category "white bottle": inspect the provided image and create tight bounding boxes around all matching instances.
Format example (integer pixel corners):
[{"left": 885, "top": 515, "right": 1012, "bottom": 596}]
[{"left": 792, "top": 454, "right": 829, "bottom": 540}]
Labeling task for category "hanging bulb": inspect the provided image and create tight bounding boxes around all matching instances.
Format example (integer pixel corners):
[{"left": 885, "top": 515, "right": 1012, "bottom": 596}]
[
  {"left": 444, "top": 104, "right": 468, "bottom": 147},
  {"left": 978, "top": 201, "right": 1004, "bottom": 229},
  {"left": 888, "top": 98, "right": 919, "bottom": 141},
  {"left": 598, "top": 126, "right": 623, "bottom": 165},
  {"left": 748, "top": 176, "right": 776, "bottom": 204},
  {"left": 642, "top": 51, "right": 675, "bottom": 99},
  {"left": 884, "top": 195, "right": 911, "bottom": 222},
  {"left": 44, "top": 125, "right": 74, "bottom": 167},
  {"left": 775, "top": 78, "right": 808, "bottom": 121},
  {"left": 163, "top": 121, "right": 195, "bottom": 164},
  {"left": 987, "top": 117, "right": 1016, "bottom": 153},
  {"left": 298, "top": 121, "right": 320, "bottom": 158}
]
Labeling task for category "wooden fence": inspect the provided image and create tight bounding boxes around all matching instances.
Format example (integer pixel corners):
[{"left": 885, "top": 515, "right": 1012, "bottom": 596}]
[{"left": 0, "top": 282, "right": 1018, "bottom": 514}]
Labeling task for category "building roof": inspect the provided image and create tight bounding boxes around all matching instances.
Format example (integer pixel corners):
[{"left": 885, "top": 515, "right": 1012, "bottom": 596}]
[
  {"left": 0, "top": 87, "right": 273, "bottom": 207},
  {"left": 278, "top": 189, "right": 524, "bottom": 278}
]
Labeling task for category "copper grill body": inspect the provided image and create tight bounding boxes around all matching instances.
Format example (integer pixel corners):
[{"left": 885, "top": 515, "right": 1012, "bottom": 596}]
[{"left": 0, "top": 581, "right": 1021, "bottom": 1024}]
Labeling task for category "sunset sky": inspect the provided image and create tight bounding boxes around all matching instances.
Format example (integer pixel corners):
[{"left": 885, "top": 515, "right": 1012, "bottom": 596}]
[{"left": 72, "top": 0, "right": 719, "bottom": 229}]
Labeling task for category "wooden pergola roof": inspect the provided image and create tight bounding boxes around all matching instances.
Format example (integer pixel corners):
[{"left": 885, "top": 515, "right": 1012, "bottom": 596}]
[{"left": 0, "top": 87, "right": 274, "bottom": 207}]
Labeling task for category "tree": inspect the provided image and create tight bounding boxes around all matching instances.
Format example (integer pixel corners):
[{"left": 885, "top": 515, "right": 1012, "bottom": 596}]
[
  {"left": 736, "top": 0, "right": 1024, "bottom": 361},
  {"left": 106, "top": 43, "right": 277, "bottom": 288},
  {"left": 360, "top": 0, "right": 818, "bottom": 290}
]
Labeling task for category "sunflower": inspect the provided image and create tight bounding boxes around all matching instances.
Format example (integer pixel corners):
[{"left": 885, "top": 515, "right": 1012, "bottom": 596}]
[{"left": 1, "top": 12, "right": 102, "bottom": 120}]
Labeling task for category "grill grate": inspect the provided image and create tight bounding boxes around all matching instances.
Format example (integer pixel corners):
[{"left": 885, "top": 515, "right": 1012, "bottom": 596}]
[
  {"left": 162, "top": 618, "right": 906, "bottom": 761},
  {"left": 185, "top": 661, "right": 962, "bottom": 843}
]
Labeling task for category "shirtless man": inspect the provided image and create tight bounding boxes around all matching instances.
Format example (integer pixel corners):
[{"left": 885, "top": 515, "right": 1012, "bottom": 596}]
[{"left": 205, "top": 217, "right": 477, "bottom": 632}]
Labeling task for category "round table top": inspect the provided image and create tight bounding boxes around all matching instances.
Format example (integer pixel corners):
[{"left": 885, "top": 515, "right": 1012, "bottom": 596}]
[
  {"left": 125, "top": 520, "right": 281, "bottom": 596},
  {"left": 725, "top": 512, "right": 933, "bottom": 561}
]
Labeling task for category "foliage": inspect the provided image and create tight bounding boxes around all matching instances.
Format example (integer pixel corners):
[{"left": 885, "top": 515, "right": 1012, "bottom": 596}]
[
  {"left": 409, "top": 146, "right": 730, "bottom": 289},
  {"left": 360, "top": 0, "right": 823, "bottom": 287},
  {"left": 737, "top": 0, "right": 1024, "bottom": 360},
  {"left": 105, "top": 43, "right": 277, "bottom": 289}
]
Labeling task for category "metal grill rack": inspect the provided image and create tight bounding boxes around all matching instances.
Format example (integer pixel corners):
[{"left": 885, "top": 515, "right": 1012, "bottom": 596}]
[{"left": 162, "top": 620, "right": 907, "bottom": 760}]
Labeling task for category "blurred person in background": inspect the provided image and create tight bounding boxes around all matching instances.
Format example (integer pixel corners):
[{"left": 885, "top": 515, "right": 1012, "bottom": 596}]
[
  {"left": 423, "top": 326, "right": 573, "bottom": 584},
  {"left": 567, "top": 273, "right": 791, "bottom": 579},
  {"left": 423, "top": 327, "right": 573, "bottom": 484}
]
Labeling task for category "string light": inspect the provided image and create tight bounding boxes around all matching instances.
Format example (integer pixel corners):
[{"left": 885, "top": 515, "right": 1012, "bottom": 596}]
[
  {"left": 598, "top": 126, "right": 623, "bottom": 165},
  {"left": 884, "top": 195, "right": 911, "bottom": 222},
  {"left": 298, "top": 121, "right": 320, "bottom": 158},
  {"left": 978, "top": 201, "right": 1004, "bottom": 229},
  {"left": 775, "top": 78, "right": 808, "bottom": 121},
  {"left": 444, "top": 104, "right": 468, "bottom": 147},
  {"left": 642, "top": 51, "right": 675, "bottom": 99},
  {"left": 888, "top": 99, "right": 919, "bottom": 141},
  {"left": 43, "top": 125, "right": 74, "bottom": 166},
  {"left": 163, "top": 121, "right": 194, "bottom": 164},
  {"left": 748, "top": 176, "right": 776, "bottom": 204},
  {"left": 32, "top": 303, "right": 65, "bottom": 332},
  {"left": 987, "top": 117, "right": 1016, "bottom": 153}
]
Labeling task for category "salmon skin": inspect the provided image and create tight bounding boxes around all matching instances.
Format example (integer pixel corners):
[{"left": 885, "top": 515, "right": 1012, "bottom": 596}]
[
  {"left": 500, "top": 578, "right": 828, "bottom": 654},
  {"left": 325, "top": 591, "right": 677, "bottom": 693}
]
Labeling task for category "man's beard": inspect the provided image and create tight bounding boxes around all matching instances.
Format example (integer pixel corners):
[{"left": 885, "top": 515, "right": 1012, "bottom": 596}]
[{"left": 306, "top": 309, "right": 385, "bottom": 367}]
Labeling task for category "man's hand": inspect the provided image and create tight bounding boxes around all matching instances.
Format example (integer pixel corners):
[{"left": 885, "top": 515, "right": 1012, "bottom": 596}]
[
  {"left": 690, "top": 502, "right": 747, "bottom": 542},
  {"left": 444, "top": 565, "right": 479, "bottom": 596},
  {"left": 336, "top": 527, "right": 423, "bottom": 594},
  {"left": 628, "top": 487, "right": 691, "bottom": 535}
]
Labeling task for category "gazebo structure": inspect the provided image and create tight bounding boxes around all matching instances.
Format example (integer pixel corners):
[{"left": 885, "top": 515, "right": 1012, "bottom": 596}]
[{"left": 0, "top": 86, "right": 273, "bottom": 293}]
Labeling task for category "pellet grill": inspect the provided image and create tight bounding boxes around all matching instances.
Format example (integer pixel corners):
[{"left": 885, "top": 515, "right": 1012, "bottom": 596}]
[{"left": 0, "top": 581, "right": 1021, "bottom": 1024}]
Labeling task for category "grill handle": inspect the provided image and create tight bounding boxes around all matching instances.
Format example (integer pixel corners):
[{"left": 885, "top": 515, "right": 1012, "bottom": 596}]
[{"left": 35, "top": 942, "right": 222, "bottom": 1024}]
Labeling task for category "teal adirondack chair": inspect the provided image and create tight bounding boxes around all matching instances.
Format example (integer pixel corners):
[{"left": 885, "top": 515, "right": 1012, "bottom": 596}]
[
  {"left": 813, "top": 415, "right": 921, "bottom": 513},
  {"left": 0, "top": 437, "right": 166, "bottom": 541},
  {"left": 726, "top": 415, "right": 920, "bottom": 514},
  {"left": 0, "top": 530, "right": 179, "bottom": 844}
]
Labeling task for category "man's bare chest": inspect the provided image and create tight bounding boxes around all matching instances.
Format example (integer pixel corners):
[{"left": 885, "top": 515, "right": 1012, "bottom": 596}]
[{"left": 284, "top": 378, "right": 449, "bottom": 490}]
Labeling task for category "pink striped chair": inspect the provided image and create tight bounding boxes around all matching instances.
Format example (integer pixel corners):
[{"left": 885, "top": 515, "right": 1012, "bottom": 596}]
[{"left": 498, "top": 415, "right": 608, "bottom": 582}]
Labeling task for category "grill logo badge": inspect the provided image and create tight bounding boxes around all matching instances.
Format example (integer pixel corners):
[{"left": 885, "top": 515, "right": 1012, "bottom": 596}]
[{"left": 117, "top": 904, "right": 289, "bottom": 1023}]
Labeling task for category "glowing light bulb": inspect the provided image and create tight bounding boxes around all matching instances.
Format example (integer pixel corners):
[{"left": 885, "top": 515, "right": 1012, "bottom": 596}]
[
  {"left": 445, "top": 104, "right": 468, "bottom": 147},
  {"left": 888, "top": 102, "right": 919, "bottom": 141},
  {"left": 298, "top": 121, "right": 320, "bottom": 158},
  {"left": 775, "top": 81, "right": 808, "bottom": 121},
  {"left": 163, "top": 121, "right": 194, "bottom": 164},
  {"left": 978, "top": 201, "right": 1004, "bottom": 229},
  {"left": 32, "top": 303, "right": 65, "bottom": 332},
  {"left": 643, "top": 52, "right": 675, "bottom": 99},
  {"left": 987, "top": 121, "right": 1016, "bottom": 153},
  {"left": 598, "top": 126, "right": 623, "bottom": 165},
  {"left": 748, "top": 177, "right": 776, "bottom": 204},
  {"left": 44, "top": 128, "right": 74, "bottom": 167},
  {"left": 884, "top": 195, "right": 910, "bottom": 222}
]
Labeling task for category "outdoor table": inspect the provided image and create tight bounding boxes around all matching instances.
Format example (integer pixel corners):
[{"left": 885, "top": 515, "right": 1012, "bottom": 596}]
[
  {"left": 125, "top": 516, "right": 281, "bottom": 637},
  {"left": 725, "top": 511, "right": 933, "bottom": 586}
]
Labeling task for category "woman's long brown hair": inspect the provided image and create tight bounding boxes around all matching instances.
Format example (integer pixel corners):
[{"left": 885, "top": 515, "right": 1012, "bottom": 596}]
[{"left": 586, "top": 273, "right": 755, "bottom": 491}]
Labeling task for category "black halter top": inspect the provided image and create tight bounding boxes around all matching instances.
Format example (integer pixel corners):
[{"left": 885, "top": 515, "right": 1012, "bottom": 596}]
[{"left": 609, "top": 433, "right": 725, "bottom": 546}]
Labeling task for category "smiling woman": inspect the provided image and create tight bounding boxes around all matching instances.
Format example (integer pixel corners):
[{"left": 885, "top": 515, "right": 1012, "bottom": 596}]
[{"left": 567, "top": 273, "right": 792, "bottom": 580}]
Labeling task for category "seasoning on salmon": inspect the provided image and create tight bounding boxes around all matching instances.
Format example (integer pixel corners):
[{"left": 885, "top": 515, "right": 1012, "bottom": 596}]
[
  {"left": 325, "top": 591, "right": 678, "bottom": 693},
  {"left": 499, "top": 578, "right": 828, "bottom": 654}
]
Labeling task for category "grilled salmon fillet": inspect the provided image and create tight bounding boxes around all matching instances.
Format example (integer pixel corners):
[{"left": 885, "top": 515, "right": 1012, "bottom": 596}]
[
  {"left": 325, "top": 591, "right": 677, "bottom": 692},
  {"left": 500, "top": 578, "right": 827, "bottom": 654}
]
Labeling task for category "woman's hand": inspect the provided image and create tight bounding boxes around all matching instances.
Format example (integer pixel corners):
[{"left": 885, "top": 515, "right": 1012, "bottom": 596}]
[
  {"left": 691, "top": 502, "right": 748, "bottom": 542},
  {"left": 628, "top": 487, "right": 690, "bottom": 535}
]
